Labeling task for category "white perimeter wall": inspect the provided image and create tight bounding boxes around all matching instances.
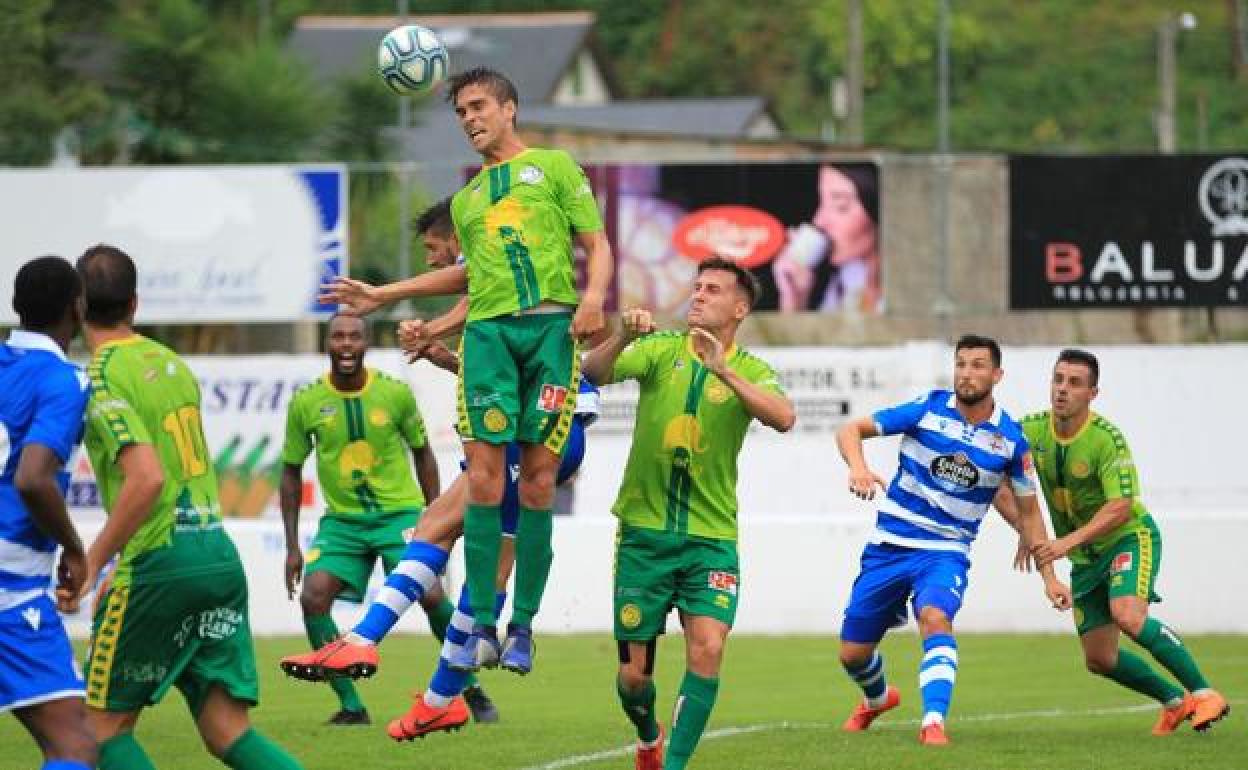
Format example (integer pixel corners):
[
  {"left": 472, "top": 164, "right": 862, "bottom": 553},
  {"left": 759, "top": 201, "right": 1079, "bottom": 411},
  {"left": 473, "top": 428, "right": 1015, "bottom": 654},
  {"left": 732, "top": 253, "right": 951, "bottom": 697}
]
[{"left": 62, "top": 343, "right": 1248, "bottom": 636}]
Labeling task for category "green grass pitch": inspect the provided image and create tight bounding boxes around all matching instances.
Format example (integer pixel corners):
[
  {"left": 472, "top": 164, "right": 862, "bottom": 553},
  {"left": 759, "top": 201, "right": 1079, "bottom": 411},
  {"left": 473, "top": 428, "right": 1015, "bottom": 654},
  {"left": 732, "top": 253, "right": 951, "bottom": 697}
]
[{"left": 1, "top": 633, "right": 1240, "bottom": 769}]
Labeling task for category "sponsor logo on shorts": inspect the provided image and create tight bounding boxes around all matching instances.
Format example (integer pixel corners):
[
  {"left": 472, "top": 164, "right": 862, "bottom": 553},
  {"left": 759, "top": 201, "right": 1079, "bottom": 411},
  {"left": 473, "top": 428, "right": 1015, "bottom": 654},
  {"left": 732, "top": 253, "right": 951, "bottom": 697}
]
[
  {"left": 705, "top": 381, "right": 731, "bottom": 404},
  {"left": 1073, "top": 607, "right": 1085, "bottom": 627},
  {"left": 619, "top": 603, "right": 642, "bottom": 629},
  {"left": 174, "top": 607, "right": 244, "bottom": 646},
  {"left": 1111, "top": 575, "right": 1124, "bottom": 588},
  {"left": 708, "top": 571, "right": 738, "bottom": 596},
  {"left": 122, "top": 661, "right": 169, "bottom": 684},
  {"left": 714, "top": 594, "right": 731, "bottom": 609},
  {"left": 483, "top": 408, "right": 509, "bottom": 433},
  {"left": 401, "top": 527, "right": 417, "bottom": 543},
  {"left": 370, "top": 408, "right": 390, "bottom": 427},
  {"left": 1112, "top": 552, "right": 1133, "bottom": 574},
  {"left": 22, "top": 606, "right": 40, "bottom": 631},
  {"left": 930, "top": 452, "right": 980, "bottom": 489},
  {"left": 1071, "top": 460, "right": 1090, "bottom": 479},
  {"left": 538, "top": 384, "right": 568, "bottom": 413},
  {"left": 306, "top": 547, "right": 322, "bottom": 563}
]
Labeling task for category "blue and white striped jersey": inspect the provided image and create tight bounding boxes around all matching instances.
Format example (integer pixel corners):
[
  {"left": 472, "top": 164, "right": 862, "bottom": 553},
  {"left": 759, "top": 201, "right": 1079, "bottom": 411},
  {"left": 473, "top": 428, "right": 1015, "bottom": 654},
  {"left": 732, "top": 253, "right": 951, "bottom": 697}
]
[
  {"left": 0, "top": 331, "right": 89, "bottom": 612},
  {"left": 870, "top": 390, "right": 1033, "bottom": 555}
]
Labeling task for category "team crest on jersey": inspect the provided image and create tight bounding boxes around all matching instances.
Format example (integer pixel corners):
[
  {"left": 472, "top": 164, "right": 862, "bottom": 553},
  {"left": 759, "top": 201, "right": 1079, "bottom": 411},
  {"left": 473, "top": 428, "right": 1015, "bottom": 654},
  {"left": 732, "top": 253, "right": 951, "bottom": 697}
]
[
  {"left": 537, "top": 384, "right": 569, "bottom": 413},
  {"left": 708, "top": 571, "right": 738, "bottom": 595},
  {"left": 369, "top": 408, "right": 390, "bottom": 427},
  {"left": 705, "top": 380, "right": 731, "bottom": 404},
  {"left": 518, "top": 165, "right": 544, "bottom": 185},
  {"left": 990, "top": 434, "right": 1005, "bottom": 452},
  {"left": 930, "top": 452, "right": 980, "bottom": 489},
  {"left": 1071, "top": 460, "right": 1090, "bottom": 479},
  {"left": 483, "top": 408, "right": 509, "bottom": 433},
  {"left": 1112, "top": 552, "right": 1133, "bottom": 574},
  {"left": 619, "top": 603, "right": 642, "bottom": 629}
]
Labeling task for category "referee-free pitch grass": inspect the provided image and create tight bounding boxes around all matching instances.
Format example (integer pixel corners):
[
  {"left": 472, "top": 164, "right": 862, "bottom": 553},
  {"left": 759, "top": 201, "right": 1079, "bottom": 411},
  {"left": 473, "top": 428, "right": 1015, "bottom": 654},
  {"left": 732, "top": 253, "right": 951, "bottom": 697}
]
[{"left": 2, "top": 634, "right": 1241, "bottom": 769}]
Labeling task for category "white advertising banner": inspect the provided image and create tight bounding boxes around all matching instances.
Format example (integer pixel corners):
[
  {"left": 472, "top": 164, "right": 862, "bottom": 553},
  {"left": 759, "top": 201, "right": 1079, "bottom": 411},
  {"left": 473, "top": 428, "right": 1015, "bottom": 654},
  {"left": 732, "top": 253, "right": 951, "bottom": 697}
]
[{"left": 0, "top": 165, "right": 347, "bottom": 323}]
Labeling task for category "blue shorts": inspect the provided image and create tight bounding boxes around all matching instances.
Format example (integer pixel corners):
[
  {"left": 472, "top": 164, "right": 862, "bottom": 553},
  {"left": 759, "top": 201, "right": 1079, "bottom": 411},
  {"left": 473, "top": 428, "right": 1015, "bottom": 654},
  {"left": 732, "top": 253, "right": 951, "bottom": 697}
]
[
  {"left": 0, "top": 595, "right": 84, "bottom": 713},
  {"left": 461, "top": 417, "right": 588, "bottom": 536},
  {"left": 840, "top": 543, "right": 971, "bottom": 644}
]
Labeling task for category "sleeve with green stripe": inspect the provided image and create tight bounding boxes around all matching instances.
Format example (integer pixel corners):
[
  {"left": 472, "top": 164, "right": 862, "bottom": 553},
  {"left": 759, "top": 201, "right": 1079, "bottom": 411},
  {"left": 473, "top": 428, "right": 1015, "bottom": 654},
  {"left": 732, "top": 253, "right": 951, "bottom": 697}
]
[
  {"left": 552, "top": 150, "right": 603, "bottom": 233},
  {"left": 280, "top": 389, "right": 313, "bottom": 467},
  {"left": 1096, "top": 424, "right": 1137, "bottom": 500},
  {"left": 396, "top": 384, "right": 428, "bottom": 450},
  {"left": 85, "top": 364, "right": 150, "bottom": 465}
]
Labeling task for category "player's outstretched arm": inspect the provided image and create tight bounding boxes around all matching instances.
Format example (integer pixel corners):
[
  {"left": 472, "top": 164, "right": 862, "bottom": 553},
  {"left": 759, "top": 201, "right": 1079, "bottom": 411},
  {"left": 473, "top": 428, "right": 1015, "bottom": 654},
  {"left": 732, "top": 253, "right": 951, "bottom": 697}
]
[
  {"left": 836, "top": 417, "right": 887, "bottom": 500},
  {"left": 279, "top": 464, "right": 304, "bottom": 600},
  {"left": 1016, "top": 491, "right": 1071, "bottom": 610},
  {"left": 582, "top": 308, "right": 654, "bottom": 385},
  {"left": 17, "top": 444, "right": 88, "bottom": 610},
  {"left": 1031, "top": 498, "right": 1132, "bottom": 569},
  {"left": 82, "top": 443, "right": 164, "bottom": 594},
  {"left": 319, "top": 265, "right": 469, "bottom": 316}
]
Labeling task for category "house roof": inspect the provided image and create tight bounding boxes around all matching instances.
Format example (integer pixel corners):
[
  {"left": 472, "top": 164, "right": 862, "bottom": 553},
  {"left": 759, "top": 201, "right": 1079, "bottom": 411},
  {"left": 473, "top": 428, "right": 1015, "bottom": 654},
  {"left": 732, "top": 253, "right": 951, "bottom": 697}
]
[
  {"left": 289, "top": 12, "right": 607, "bottom": 103},
  {"left": 521, "top": 98, "right": 779, "bottom": 139}
]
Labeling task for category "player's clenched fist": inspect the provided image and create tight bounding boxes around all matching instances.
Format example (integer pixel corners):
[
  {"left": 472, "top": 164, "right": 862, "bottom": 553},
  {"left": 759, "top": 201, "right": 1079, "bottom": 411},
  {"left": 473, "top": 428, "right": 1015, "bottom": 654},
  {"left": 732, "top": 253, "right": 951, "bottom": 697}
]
[
  {"left": 398, "top": 319, "right": 432, "bottom": 355},
  {"left": 621, "top": 307, "right": 656, "bottom": 341}
]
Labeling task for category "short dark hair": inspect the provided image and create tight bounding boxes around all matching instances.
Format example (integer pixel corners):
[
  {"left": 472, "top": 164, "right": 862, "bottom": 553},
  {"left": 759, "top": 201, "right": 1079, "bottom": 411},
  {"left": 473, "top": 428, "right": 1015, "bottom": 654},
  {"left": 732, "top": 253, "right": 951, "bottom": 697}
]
[
  {"left": 698, "top": 256, "right": 761, "bottom": 309},
  {"left": 76, "top": 244, "right": 137, "bottom": 326},
  {"left": 327, "top": 312, "right": 370, "bottom": 339},
  {"left": 12, "top": 255, "right": 82, "bottom": 330},
  {"left": 446, "top": 67, "right": 519, "bottom": 113},
  {"left": 414, "top": 197, "right": 453, "bottom": 236},
  {"left": 1057, "top": 348, "right": 1099, "bottom": 386},
  {"left": 955, "top": 333, "right": 1002, "bottom": 367}
]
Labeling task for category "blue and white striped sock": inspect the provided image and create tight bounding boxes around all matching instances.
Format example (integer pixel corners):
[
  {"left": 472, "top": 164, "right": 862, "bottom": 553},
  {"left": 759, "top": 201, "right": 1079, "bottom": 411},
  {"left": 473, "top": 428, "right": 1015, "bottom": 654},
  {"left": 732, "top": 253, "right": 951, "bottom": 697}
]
[
  {"left": 352, "top": 541, "right": 448, "bottom": 644},
  {"left": 425, "top": 587, "right": 508, "bottom": 708},
  {"left": 843, "top": 651, "right": 889, "bottom": 708},
  {"left": 919, "top": 634, "right": 958, "bottom": 726}
]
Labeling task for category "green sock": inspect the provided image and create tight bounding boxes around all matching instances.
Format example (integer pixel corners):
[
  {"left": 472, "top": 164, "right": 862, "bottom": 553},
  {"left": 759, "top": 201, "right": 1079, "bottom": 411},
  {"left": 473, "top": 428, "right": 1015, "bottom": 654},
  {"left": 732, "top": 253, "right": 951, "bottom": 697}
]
[
  {"left": 511, "top": 507, "right": 554, "bottom": 628},
  {"left": 1137, "top": 617, "right": 1210, "bottom": 692},
  {"left": 464, "top": 503, "right": 503, "bottom": 626},
  {"left": 223, "top": 727, "right": 304, "bottom": 770},
  {"left": 99, "top": 732, "right": 156, "bottom": 770},
  {"left": 616, "top": 676, "right": 661, "bottom": 743},
  {"left": 1104, "top": 647, "right": 1184, "bottom": 704},
  {"left": 425, "top": 595, "right": 477, "bottom": 687},
  {"left": 304, "top": 614, "right": 365, "bottom": 712},
  {"left": 667, "top": 671, "right": 719, "bottom": 770}
]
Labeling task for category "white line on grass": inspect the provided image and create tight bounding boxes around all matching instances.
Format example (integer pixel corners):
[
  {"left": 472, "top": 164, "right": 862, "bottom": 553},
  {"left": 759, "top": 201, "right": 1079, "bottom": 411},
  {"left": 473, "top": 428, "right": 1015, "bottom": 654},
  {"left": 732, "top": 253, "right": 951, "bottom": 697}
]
[{"left": 519, "top": 700, "right": 1240, "bottom": 770}]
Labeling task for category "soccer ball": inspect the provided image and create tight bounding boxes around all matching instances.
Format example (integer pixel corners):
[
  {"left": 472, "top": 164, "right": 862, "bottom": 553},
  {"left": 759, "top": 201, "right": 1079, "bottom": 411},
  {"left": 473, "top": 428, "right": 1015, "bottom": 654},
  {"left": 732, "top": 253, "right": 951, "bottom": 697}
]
[{"left": 378, "top": 25, "right": 449, "bottom": 95}]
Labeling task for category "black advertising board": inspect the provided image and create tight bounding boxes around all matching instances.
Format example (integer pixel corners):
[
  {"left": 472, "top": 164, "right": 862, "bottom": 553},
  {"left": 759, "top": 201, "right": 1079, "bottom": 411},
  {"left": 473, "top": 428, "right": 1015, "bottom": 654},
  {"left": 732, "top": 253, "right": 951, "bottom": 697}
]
[{"left": 1010, "top": 155, "right": 1248, "bottom": 308}]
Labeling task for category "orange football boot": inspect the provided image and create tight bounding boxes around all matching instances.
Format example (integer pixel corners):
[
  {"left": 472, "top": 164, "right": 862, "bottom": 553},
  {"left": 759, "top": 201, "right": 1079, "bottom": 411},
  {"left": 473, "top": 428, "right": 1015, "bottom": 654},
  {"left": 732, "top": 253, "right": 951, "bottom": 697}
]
[
  {"left": 279, "top": 638, "right": 378, "bottom": 681},
  {"left": 1151, "top": 694, "right": 1195, "bottom": 736},
  {"left": 1191, "top": 690, "right": 1230, "bottom": 732},
  {"left": 387, "top": 694, "right": 470, "bottom": 741},
  {"left": 635, "top": 724, "right": 665, "bottom": 770},
  {"left": 842, "top": 685, "right": 901, "bottom": 732},
  {"left": 918, "top": 722, "right": 950, "bottom": 745}
]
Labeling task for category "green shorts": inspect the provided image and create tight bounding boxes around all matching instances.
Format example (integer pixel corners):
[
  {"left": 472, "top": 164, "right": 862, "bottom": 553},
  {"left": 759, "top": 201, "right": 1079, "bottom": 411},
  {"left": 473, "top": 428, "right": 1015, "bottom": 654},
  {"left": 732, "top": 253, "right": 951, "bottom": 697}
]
[
  {"left": 1071, "top": 520, "right": 1162, "bottom": 635},
  {"left": 86, "top": 562, "right": 256, "bottom": 717},
  {"left": 612, "top": 525, "right": 740, "bottom": 641},
  {"left": 457, "top": 313, "right": 580, "bottom": 453},
  {"left": 305, "top": 509, "right": 420, "bottom": 602}
]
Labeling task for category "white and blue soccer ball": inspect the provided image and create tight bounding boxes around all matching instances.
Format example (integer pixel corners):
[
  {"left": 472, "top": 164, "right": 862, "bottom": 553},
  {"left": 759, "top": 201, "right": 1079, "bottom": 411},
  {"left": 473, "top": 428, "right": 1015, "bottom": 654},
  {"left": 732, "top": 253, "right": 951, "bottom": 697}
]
[{"left": 378, "top": 25, "right": 449, "bottom": 95}]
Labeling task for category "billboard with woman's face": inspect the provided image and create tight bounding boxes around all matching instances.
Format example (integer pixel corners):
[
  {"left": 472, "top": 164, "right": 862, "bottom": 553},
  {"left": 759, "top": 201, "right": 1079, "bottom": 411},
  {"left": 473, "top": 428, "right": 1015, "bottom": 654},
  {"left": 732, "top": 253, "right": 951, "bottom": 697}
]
[{"left": 568, "top": 162, "right": 882, "bottom": 315}]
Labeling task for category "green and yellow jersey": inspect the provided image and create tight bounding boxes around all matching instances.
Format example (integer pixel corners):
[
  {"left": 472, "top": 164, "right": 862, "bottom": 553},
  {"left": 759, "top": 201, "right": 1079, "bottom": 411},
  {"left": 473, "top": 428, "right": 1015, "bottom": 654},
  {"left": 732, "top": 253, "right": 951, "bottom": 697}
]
[
  {"left": 607, "top": 331, "right": 784, "bottom": 541},
  {"left": 452, "top": 147, "right": 603, "bottom": 322},
  {"left": 281, "top": 368, "right": 429, "bottom": 517},
  {"left": 85, "top": 336, "right": 235, "bottom": 587},
  {"left": 1021, "top": 410, "right": 1155, "bottom": 566}
]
